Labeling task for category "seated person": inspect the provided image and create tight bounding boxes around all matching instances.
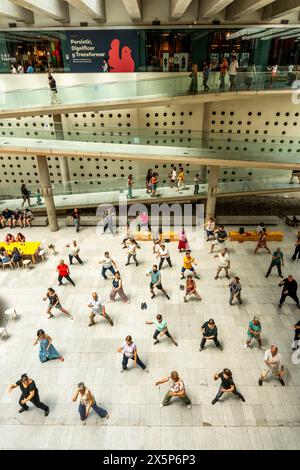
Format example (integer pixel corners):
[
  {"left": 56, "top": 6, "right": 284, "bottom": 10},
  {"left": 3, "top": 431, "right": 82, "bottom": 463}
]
[
  {"left": 13, "top": 209, "right": 24, "bottom": 228},
  {"left": 0, "top": 250, "right": 12, "bottom": 265},
  {"left": 11, "top": 247, "right": 22, "bottom": 264},
  {"left": 1, "top": 208, "right": 13, "bottom": 228},
  {"left": 23, "top": 209, "right": 33, "bottom": 227},
  {"left": 16, "top": 232, "right": 26, "bottom": 242},
  {"left": 5, "top": 233, "right": 15, "bottom": 244}
]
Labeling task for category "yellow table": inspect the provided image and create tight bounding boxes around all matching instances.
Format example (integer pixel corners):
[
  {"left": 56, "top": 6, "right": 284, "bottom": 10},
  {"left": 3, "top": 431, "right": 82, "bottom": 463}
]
[
  {"left": 229, "top": 231, "right": 283, "bottom": 243},
  {"left": 0, "top": 242, "right": 41, "bottom": 263}
]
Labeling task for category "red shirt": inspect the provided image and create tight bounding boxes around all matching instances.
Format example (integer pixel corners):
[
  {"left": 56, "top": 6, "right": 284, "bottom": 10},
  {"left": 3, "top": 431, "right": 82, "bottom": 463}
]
[{"left": 57, "top": 264, "right": 69, "bottom": 276}]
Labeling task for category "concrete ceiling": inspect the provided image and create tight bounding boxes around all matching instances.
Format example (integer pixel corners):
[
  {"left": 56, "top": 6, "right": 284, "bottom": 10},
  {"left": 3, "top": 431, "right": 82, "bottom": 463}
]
[{"left": 0, "top": 0, "right": 299, "bottom": 25}]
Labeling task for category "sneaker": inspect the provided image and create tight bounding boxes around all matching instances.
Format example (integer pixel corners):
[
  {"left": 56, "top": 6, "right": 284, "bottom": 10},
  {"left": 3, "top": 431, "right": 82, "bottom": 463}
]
[
  {"left": 125, "top": 262, "right": 130, "bottom": 266},
  {"left": 165, "top": 294, "right": 170, "bottom": 300},
  {"left": 69, "top": 315, "right": 74, "bottom": 320},
  {"left": 195, "top": 275, "right": 200, "bottom": 280},
  {"left": 144, "top": 368, "right": 150, "bottom": 373},
  {"left": 159, "top": 403, "right": 164, "bottom": 408},
  {"left": 244, "top": 344, "right": 249, "bottom": 349},
  {"left": 214, "top": 276, "right": 219, "bottom": 280},
  {"left": 144, "top": 302, "right": 147, "bottom": 309},
  {"left": 47, "top": 314, "right": 54, "bottom": 319},
  {"left": 174, "top": 342, "right": 178, "bottom": 347},
  {"left": 45, "top": 409, "right": 50, "bottom": 417},
  {"left": 19, "top": 407, "right": 29, "bottom": 413},
  {"left": 218, "top": 344, "right": 223, "bottom": 351},
  {"left": 279, "top": 379, "right": 285, "bottom": 386},
  {"left": 199, "top": 347, "right": 204, "bottom": 352},
  {"left": 186, "top": 404, "right": 192, "bottom": 410},
  {"left": 141, "top": 303, "right": 144, "bottom": 310},
  {"left": 278, "top": 304, "right": 282, "bottom": 308},
  {"left": 240, "top": 396, "right": 246, "bottom": 403},
  {"left": 151, "top": 294, "right": 155, "bottom": 299},
  {"left": 120, "top": 369, "right": 126, "bottom": 373},
  {"left": 258, "top": 378, "right": 263, "bottom": 386},
  {"left": 88, "top": 322, "right": 95, "bottom": 327},
  {"left": 211, "top": 399, "right": 218, "bottom": 405},
  {"left": 154, "top": 340, "right": 159, "bottom": 345},
  {"left": 135, "top": 262, "right": 139, "bottom": 267}
]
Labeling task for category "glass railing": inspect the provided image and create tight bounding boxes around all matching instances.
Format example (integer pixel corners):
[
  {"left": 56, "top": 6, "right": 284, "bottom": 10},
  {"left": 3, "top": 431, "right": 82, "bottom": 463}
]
[
  {"left": 0, "top": 72, "right": 298, "bottom": 112},
  {"left": 0, "top": 173, "right": 295, "bottom": 206},
  {"left": 0, "top": 130, "right": 299, "bottom": 166}
]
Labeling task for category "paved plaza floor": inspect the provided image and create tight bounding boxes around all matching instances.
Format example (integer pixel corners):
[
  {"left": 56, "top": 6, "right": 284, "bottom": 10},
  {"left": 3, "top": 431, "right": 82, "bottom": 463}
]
[{"left": 0, "top": 220, "right": 300, "bottom": 450}]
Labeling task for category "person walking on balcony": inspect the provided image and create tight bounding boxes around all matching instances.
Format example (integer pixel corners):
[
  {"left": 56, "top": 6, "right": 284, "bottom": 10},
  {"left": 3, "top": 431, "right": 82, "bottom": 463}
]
[
  {"left": 146, "top": 169, "right": 153, "bottom": 194},
  {"left": 169, "top": 166, "right": 177, "bottom": 188},
  {"left": 176, "top": 167, "right": 185, "bottom": 192},
  {"left": 188, "top": 64, "right": 198, "bottom": 94},
  {"left": 229, "top": 55, "right": 238, "bottom": 90},
  {"left": 194, "top": 174, "right": 201, "bottom": 194},
  {"left": 290, "top": 169, "right": 300, "bottom": 184},
  {"left": 265, "top": 247, "right": 284, "bottom": 278},
  {"left": 72, "top": 208, "right": 80, "bottom": 233},
  {"left": 254, "top": 228, "right": 271, "bottom": 255},
  {"left": 150, "top": 172, "right": 159, "bottom": 197},
  {"left": 219, "top": 57, "right": 228, "bottom": 91},
  {"left": 21, "top": 183, "right": 31, "bottom": 207},
  {"left": 48, "top": 72, "right": 58, "bottom": 105},
  {"left": 268, "top": 64, "right": 278, "bottom": 89},
  {"left": 127, "top": 174, "right": 133, "bottom": 199},
  {"left": 202, "top": 61, "right": 211, "bottom": 92}
]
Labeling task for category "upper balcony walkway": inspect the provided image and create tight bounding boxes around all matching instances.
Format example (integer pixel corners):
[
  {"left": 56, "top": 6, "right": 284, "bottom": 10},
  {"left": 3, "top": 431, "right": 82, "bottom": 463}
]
[{"left": 0, "top": 72, "right": 297, "bottom": 118}]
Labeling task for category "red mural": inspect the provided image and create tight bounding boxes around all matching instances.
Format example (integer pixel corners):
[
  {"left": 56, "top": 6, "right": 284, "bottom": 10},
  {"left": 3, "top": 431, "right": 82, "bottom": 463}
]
[{"left": 108, "top": 39, "right": 135, "bottom": 72}]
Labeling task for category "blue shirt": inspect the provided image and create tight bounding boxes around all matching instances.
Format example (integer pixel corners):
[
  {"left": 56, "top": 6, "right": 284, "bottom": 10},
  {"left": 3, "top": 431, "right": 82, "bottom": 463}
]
[{"left": 150, "top": 270, "right": 161, "bottom": 284}]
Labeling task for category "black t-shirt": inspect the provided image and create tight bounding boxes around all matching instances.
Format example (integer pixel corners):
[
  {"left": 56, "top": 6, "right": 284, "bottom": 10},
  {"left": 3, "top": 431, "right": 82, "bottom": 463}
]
[
  {"left": 48, "top": 293, "right": 59, "bottom": 305},
  {"left": 217, "top": 230, "right": 227, "bottom": 242},
  {"left": 218, "top": 372, "right": 235, "bottom": 390},
  {"left": 202, "top": 321, "right": 218, "bottom": 337},
  {"left": 282, "top": 278, "right": 298, "bottom": 294},
  {"left": 49, "top": 78, "right": 57, "bottom": 90},
  {"left": 16, "top": 379, "right": 38, "bottom": 398},
  {"left": 295, "top": 321, "right": 300, "bottom": 339},
  {"left": 21, "top": 186, "right": 30, "bottom": 197},
  {"left": 72, "top": 211, "right": 80, "bottom": 220}
]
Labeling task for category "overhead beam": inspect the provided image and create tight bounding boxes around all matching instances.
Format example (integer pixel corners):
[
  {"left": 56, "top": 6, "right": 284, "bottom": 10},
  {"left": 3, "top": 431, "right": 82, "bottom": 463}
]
[
  {"left": 198, "top": 0, "right": 234, "bottom": 18},
  {"left": 169, "top": 0, "right": 193, "bottom": 18},
  {"left": 226, "top": 0, "right": 275, "bottom": 19},
  {"left": 122, "top": 0, "right": 142, "bottom": 20},
  {"left": 262, "top": 0, "right": 300, "bottom": 19},
  {"left": 66, "top": 0, "right": 105, "bottom": 20},
  {"left": 0, "top": 0, "right": 33, "bottom": 22},
  {"left": 13, "top": 0, "right": 70, "bottom": 22}
]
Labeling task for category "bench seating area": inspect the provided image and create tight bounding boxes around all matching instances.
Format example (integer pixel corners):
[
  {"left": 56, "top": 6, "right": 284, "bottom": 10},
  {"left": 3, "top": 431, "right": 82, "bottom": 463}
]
[
  {"left": 216, "top": 215, "right": 280, "bottom": 226},
  {"left": 285, "top": 215, "right": 300, "bottom": 227},
  {"left": 31, "top": 217, "right": 48, "bottom": 226},
  {"left": 229, "top": 230, "right": 283, "bottom": 243},
  {"left": 134, "top": 231, "right": 179, "bottom": 242}
]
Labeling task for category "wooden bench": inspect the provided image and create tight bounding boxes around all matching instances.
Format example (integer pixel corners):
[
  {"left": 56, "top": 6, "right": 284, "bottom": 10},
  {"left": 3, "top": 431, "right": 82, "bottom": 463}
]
[
  {"left": 31, "top": 217, "right": 48, "bottom": 226},
  {"left": 229, "top": 230, "right": 283, "bottom": 243},
  {"left": 134, "top": 231, "right": 179, "bottom": 242},
  {"left": 285, "top": 215, "right": 300, "bottom": 227},
  {"left": 216, "top": 216, "right": 280, "bottom": 226}
]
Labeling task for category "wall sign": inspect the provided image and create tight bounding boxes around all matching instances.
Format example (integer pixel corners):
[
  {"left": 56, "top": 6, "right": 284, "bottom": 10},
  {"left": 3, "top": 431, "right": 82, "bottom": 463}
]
[{"left": 66, "top": 30, "right": 138, "bottom": 73}]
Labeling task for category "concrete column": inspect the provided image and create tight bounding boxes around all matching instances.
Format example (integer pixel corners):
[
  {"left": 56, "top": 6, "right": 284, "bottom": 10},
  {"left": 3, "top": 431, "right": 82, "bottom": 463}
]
[
  {"left": 53, "top": 113, "right": 71, "bottom": 193},
  {"left": 206, "top": 165, "right": 220, "bottom": 222},
  {"left": 37, "top": 155, "right": 59, "bottom": 232}
]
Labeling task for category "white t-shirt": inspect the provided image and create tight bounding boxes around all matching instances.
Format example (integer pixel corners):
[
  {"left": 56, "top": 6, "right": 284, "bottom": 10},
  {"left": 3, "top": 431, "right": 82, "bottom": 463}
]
[
  {"left": 218, "top": 252, "right": 230, "bottom": 267},
  {"left": 169, "top": 378, "right": 185, "bottom": 393},
  {"left": 89, "top": 297, "right": 103, "bottom": 314},
  {"left": 128, "top": 243, "right": 137, "bottom": 254},
  {"left": 159, "top": 246, "right": 169, "bottom": 258},
  {"left": 100, "top": 256, "right": 113, "bottom": 268},
  {"left": 68, "top": 242, "right": 80, "bottom": 256},
  {"left": 171, "top": 170, "right": 177, "bottom": 180},
  {"left": 206, "top": 221, "right": 215, "bottom": 231},
  {"left": 122, "top": 341, "right": 136, "bottom": 358},
  {"left": 264, "top": 349, "right": 282, "bottom": 371},
  {"left": 229, "top": 60, "right": 238, "bottom": 75}
]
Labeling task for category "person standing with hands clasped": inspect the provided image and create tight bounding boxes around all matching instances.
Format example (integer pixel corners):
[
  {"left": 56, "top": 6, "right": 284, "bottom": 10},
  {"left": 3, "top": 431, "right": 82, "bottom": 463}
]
[
  {"left": 156, "top": 371, "right": 192, "bottom": 409},
  {"left": 200, "top": 319, "right": 222, "bottom": 351},
  {"left": 212, "top": 369, "right": 245, "bottom": 405}
]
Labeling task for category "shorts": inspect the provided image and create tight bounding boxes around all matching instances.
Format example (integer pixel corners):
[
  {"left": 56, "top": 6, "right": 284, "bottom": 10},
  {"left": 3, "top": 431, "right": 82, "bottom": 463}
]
[
  {"left": 262, "top": 368, "right": 282, "bottom": 378},
  {"left": 150, "top": 282, "right": 163, "bottom": 290},
  {"left": 247, "top": 333, "right": 261, "bottom": 342},
  {"left": 181, "top": 267, "right": 194, "bottom": 273}
]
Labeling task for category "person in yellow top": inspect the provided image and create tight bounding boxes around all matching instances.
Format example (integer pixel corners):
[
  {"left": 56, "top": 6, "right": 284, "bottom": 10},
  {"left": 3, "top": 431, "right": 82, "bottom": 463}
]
[
  {"left": 177, "top": 167, "right": 185, "bottom": 192},
  {"left": 181, "top": 251, "right": 199, "bottom": 279}
]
